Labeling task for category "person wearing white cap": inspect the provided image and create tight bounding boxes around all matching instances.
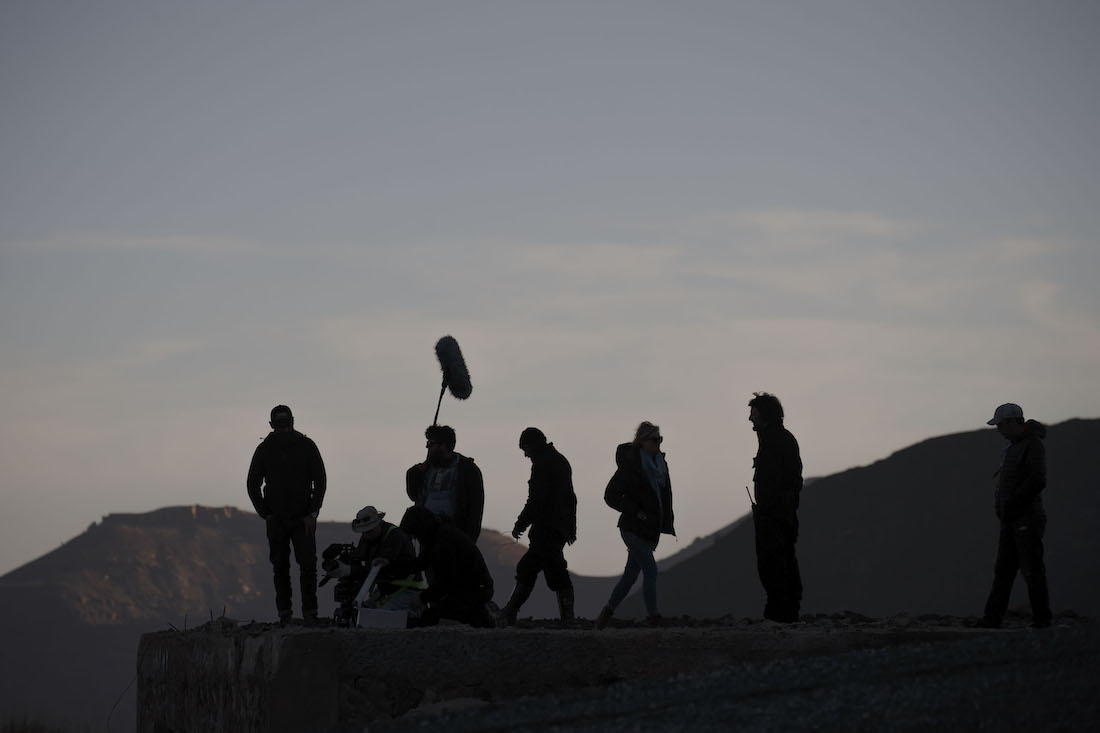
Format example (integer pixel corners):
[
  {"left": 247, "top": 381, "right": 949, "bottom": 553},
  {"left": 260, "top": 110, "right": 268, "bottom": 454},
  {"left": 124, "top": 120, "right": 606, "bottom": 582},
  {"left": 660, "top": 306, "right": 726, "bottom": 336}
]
[{"left": 978, "top": 403, "right": 1052, "bottom": 629}]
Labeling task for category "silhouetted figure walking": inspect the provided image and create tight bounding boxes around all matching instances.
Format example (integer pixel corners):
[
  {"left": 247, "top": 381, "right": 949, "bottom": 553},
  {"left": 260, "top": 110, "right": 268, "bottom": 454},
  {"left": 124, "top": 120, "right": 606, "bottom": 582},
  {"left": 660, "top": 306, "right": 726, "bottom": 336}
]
[
  {"left": 247, "top": 405, "right": 327, "bottom": 623},
  {"left": 748, "top": 393, "right": 803, "bottom": 623},
  {"left": 596, "top": 421, "right": 675, "bottom": 629},
  {"left": 406, "top": 425, "right": 485, "bottom": 542},
  {"left": 980, "top": 403, "right": 1052, "bottom": 629},
  {"left": 399, "top": 506, "right": 497, "bottom": 627},
  {"left": 500, "top": 428, "right": 578, "bottom": 625}
]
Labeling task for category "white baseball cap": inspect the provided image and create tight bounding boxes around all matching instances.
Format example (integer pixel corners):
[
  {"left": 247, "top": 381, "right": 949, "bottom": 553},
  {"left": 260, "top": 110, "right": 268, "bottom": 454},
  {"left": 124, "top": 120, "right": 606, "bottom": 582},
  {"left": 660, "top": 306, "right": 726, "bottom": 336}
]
[{"left": 987, "top": 403, "right": 1024, "bottom": 425}]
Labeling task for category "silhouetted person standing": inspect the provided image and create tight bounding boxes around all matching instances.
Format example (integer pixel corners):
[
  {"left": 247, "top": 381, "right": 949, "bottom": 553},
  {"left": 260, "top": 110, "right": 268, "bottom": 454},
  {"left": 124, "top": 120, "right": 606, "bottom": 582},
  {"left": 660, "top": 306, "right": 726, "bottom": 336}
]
[
  {"left": 596, "top": 421, "right": 675, "bottom": 629},
  {"left": 748, "top": 393, "right": 803, "bottom": 623},
  {"left": 406, "top": 425, "right": 485, "bottom": 542},
  {"left": 980, "top": 403, "right": 1052, "bottom": 629},
  {"left": 500, "top": 428, "right": 578, "bottom": 625},
  {"left": 247, "top": 405, "right": 327, "bottom": 623}
]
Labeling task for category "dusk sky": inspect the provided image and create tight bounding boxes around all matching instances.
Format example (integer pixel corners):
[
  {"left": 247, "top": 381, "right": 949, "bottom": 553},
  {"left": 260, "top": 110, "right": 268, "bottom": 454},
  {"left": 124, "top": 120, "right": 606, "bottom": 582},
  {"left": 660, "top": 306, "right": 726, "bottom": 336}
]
[{"left": 2, "top": 0, "right": 1098, "bottom": 577}]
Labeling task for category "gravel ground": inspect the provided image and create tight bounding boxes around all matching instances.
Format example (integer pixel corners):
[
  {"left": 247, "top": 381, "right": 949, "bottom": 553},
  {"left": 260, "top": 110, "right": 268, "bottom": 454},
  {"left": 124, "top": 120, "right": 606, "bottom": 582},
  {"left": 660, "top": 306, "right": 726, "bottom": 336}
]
[{"left": 365, "top": 620, "right": 1100, "bottom": 733}]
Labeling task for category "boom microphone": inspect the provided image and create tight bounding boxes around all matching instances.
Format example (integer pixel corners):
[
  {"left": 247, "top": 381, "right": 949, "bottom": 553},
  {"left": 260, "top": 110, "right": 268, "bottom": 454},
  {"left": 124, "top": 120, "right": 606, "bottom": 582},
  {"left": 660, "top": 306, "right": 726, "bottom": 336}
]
[
  {"left": 435, "top": 336, "right": 472, "bottom": 400},
  {"left": 432, "top": 335, "right": 472, "bottom": 425}
]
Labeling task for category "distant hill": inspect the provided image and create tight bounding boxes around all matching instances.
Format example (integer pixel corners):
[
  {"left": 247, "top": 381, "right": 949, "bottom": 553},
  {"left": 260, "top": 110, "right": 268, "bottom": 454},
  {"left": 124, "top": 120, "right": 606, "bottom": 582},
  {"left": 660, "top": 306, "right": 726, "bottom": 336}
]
[
  {"left": 0, "top": 505, "right": 613, "bottom": 626},
  {"left": 620, "top": 418, "right": 1100, "bottom": 619}
]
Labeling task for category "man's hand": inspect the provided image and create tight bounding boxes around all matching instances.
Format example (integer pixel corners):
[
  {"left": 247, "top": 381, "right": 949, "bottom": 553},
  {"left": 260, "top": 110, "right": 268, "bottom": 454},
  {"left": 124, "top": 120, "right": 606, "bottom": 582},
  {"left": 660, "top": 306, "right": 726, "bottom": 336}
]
[
  {"left": 511, "top": 523, "right": 525, "bottom": 540},
  {"left": 304, "top": 516, "right": 317, "bottom": 536},
  {"left": 371, "top": 557, "right": 390, "bottom": 569},
  {"left": 637, "top": 511, "right": 648, "bottom": 522},
  {"left": 332, "top": 561, "right": 352, "bottom": 579}
]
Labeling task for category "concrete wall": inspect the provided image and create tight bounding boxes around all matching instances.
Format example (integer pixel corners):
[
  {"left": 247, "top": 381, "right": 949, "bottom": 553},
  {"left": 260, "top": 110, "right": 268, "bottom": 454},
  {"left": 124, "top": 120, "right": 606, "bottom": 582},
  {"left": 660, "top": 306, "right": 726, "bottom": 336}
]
[{"left": 137, "top": 619, "right": 982, "bottom": 732}]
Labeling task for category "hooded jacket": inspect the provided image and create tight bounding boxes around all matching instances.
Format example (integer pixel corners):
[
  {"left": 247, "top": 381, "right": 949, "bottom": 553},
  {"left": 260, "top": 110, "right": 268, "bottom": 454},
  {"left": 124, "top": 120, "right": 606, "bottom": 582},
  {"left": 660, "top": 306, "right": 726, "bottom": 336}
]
[
  {"left": 246, "top": 429, "right": 327, "bottom": 520},
  {"left": 995, "top": 420, "right": 1047, "bottom": 520},
  {"left": 604, "top": 442, "right": 675, "bottom": 544},
  {"left": 406, "top": 454, "right": 485, "bottom": 542},
  {"left": 399, "top": 507, "right": 493, "bottom": 606},
  {"left": 515, "top": 443, "right": 578, "bottom": 544}
]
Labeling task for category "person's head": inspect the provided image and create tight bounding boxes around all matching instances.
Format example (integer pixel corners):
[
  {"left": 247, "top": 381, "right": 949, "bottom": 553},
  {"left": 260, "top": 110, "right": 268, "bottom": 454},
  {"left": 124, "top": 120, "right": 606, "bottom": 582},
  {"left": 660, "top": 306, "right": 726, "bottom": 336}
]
[
  {"left": 424, "top": 425, "right": 457, "bottom": 465},
  {"left": 352, "top": 505, "right": 386, "bottom": 541},
  {"left": 399, "top": 505, "right": 438, "bottom": 540},
  {"left": 518, "top": 427, "right": 547, "bottom": 459},
  {"left": 748, "top": 392, "right": 784, "bottom": 431},
  {"left": 633, "top": 421, "right": 663, "bottom": 456},
  {"left": 987, "top": 403, "right": 1026, "bottom": 439},
  {"left": 269, "top": 405, "right": 294, "bottom": 432}
]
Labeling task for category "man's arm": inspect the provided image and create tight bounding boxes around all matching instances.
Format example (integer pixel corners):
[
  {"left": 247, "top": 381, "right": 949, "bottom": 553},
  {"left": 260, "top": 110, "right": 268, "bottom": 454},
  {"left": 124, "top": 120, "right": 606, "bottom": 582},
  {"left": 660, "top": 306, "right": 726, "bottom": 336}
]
[
  {"left": 419, "top": 547, "right": 456, "bottom": 605},
  {"left": 459, "top": 460, "right": 485, "bottom": 542},
  {"left": 782, "top": 432, "right": 804, "bottom": 496},
  {"left": 246, "top": 446, "right": 269, "bottom": 518},
  {"left": 1017, "top": 438, "right": 1047, "bottom": 503},
  {"left": 406, "top": 465, "right": 424, "bottom": 505},
  {"left": 604, "top": 468, "right": 641, "bottom": 517},
  {"left": 308, "top": 439, "right": 327, "bottom": 516},
  {"left": 513, "top": 471, "right": 542, "bottom": 538}
]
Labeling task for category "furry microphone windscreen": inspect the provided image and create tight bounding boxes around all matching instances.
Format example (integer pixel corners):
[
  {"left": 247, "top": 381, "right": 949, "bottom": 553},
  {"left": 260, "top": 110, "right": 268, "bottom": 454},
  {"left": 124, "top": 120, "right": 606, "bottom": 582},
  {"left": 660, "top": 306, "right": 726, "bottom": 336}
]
[{"left": 435, "top": 336, "right": 473, "bottom": 400}]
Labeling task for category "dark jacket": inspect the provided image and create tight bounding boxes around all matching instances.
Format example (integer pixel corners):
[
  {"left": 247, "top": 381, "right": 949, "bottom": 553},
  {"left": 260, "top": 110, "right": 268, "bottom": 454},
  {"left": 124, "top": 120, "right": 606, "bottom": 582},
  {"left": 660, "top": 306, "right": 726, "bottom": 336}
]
[
  {"left": 349, "top": 521, "right": 420, "bottom": 594},
  {"left": 995, "top": 420, "right": 1047, "bottom": 521},
  {"left": 604, "top": 443, "right": 675, "bottom": 544},
  {"left": 516, "top": 443, "right": 578, "bottom": 545},
  {"left": 406, "top": 454, "right": 485, "bottom": 542},
  {"left": 752, "top": 422, "right": 803, "bottom": 517},
  {"left": 399, "top": 507, "right": 493, "bottom": 606},
  {"left": 246, "top": 430, "right": 327, "bottom": 520}
]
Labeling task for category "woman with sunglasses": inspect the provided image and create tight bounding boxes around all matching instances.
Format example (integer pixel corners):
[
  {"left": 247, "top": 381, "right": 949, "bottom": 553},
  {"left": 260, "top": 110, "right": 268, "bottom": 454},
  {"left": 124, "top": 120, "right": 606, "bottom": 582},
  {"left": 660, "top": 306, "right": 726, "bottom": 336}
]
[{"left": 595, "top": 421, "right": 676, "bottom": 629}]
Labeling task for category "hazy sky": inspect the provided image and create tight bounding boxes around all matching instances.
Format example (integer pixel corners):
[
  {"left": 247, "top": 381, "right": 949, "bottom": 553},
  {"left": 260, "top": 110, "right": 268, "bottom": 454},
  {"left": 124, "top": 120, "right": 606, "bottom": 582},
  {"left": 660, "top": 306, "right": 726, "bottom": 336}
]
[{"left": 2, "top": 1, "right": 1098, "bottom": 577}]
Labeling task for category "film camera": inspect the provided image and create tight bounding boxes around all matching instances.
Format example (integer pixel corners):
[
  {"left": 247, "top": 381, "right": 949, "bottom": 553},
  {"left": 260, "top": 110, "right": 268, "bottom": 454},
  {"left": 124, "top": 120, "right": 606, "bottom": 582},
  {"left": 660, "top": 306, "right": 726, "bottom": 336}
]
[{"left": 321, "top": 542, "right": 366, "bottom": 627}]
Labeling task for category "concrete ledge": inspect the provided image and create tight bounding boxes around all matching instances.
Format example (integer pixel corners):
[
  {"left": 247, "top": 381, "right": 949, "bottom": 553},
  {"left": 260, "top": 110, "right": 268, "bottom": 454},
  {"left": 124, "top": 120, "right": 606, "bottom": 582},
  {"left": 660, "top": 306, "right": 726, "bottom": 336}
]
[{"left": 136, "top": 617, "right": 1000, "bottom": 732}]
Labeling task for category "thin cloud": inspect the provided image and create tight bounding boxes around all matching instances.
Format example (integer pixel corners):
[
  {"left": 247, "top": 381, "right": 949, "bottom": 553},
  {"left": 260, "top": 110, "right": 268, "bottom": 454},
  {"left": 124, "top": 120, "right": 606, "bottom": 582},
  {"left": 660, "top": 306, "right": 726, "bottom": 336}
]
[
  {"left": 682, "top": 208, "right": 915, "bottom": 251},
  {"left": 510, "top": 242, "right": 682, "bottom": 281},
  {"left": 3, "top": 235, "right": 263, "bottom": 255},
  {"left": 995, "top": 237, "right": 1067, "bottom": 262}
]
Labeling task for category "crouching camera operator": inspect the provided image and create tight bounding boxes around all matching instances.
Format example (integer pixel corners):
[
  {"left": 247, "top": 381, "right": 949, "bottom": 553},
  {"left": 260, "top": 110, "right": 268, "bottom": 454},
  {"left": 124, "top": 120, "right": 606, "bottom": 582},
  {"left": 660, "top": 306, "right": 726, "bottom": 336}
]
[{"left": 321, "top": 505, "right": 425, "bottom": 624}]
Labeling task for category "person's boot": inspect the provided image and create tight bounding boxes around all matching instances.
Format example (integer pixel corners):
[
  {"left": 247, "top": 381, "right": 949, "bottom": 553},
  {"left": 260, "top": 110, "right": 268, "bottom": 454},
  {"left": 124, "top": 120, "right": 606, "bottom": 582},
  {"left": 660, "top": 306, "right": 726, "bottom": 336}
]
[
  {"left": 278, "top": 609, "right": 293, "bottom": 625},
  {"left": 556, "top": 587, "right": 575, "bottom": 624},
  {"left": 499, "top": 582, "right": 534, "bottom": 627},
  {"left": 595, "top": 606, "right": 613, "bottom": 631}
]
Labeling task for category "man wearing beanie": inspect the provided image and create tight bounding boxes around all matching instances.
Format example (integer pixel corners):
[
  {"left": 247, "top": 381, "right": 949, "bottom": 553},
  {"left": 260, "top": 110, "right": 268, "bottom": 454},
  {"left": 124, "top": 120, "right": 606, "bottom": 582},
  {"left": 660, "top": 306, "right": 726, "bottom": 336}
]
[
  {"left": 500, "top": 427, "right": 578, "bottom": 625},
  {"left": 247, "top": 405, "right": 327, "bottom": 623}
]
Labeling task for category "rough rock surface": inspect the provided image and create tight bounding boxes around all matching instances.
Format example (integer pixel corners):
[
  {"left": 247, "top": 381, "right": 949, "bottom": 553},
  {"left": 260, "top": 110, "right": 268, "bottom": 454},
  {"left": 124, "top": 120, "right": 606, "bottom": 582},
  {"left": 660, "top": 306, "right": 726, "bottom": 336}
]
[{"left": 137, "top": 611, "right": 1094, "bottom": 732}]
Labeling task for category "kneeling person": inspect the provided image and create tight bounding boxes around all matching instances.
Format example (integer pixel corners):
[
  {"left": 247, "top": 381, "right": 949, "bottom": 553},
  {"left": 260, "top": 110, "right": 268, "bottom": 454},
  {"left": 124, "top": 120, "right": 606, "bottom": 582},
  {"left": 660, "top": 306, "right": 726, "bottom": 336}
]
[{"left": 399, "top": 506, "right": 496, "bottom": 628}]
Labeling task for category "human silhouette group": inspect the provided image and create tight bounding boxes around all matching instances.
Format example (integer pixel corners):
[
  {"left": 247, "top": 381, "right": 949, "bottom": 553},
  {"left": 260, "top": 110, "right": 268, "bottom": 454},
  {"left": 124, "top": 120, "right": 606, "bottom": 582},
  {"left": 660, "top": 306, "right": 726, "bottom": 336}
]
[{"left": 246, "top": 398, "right": 1051, "bottom": 629}]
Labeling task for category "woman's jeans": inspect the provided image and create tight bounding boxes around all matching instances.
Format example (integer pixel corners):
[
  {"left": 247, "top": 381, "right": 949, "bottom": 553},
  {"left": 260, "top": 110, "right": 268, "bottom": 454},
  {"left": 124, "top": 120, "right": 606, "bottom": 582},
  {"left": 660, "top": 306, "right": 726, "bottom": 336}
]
[{"left": 606, "top": 529, "right": 659, "bottom": 616}]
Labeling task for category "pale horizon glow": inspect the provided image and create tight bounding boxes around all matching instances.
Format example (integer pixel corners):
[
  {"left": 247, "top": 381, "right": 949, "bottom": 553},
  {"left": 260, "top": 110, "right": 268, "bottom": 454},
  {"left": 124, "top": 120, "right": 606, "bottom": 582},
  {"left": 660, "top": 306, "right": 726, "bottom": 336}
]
[{"left": 2, "top": 1, "right": 1098, "bottom": 577}]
